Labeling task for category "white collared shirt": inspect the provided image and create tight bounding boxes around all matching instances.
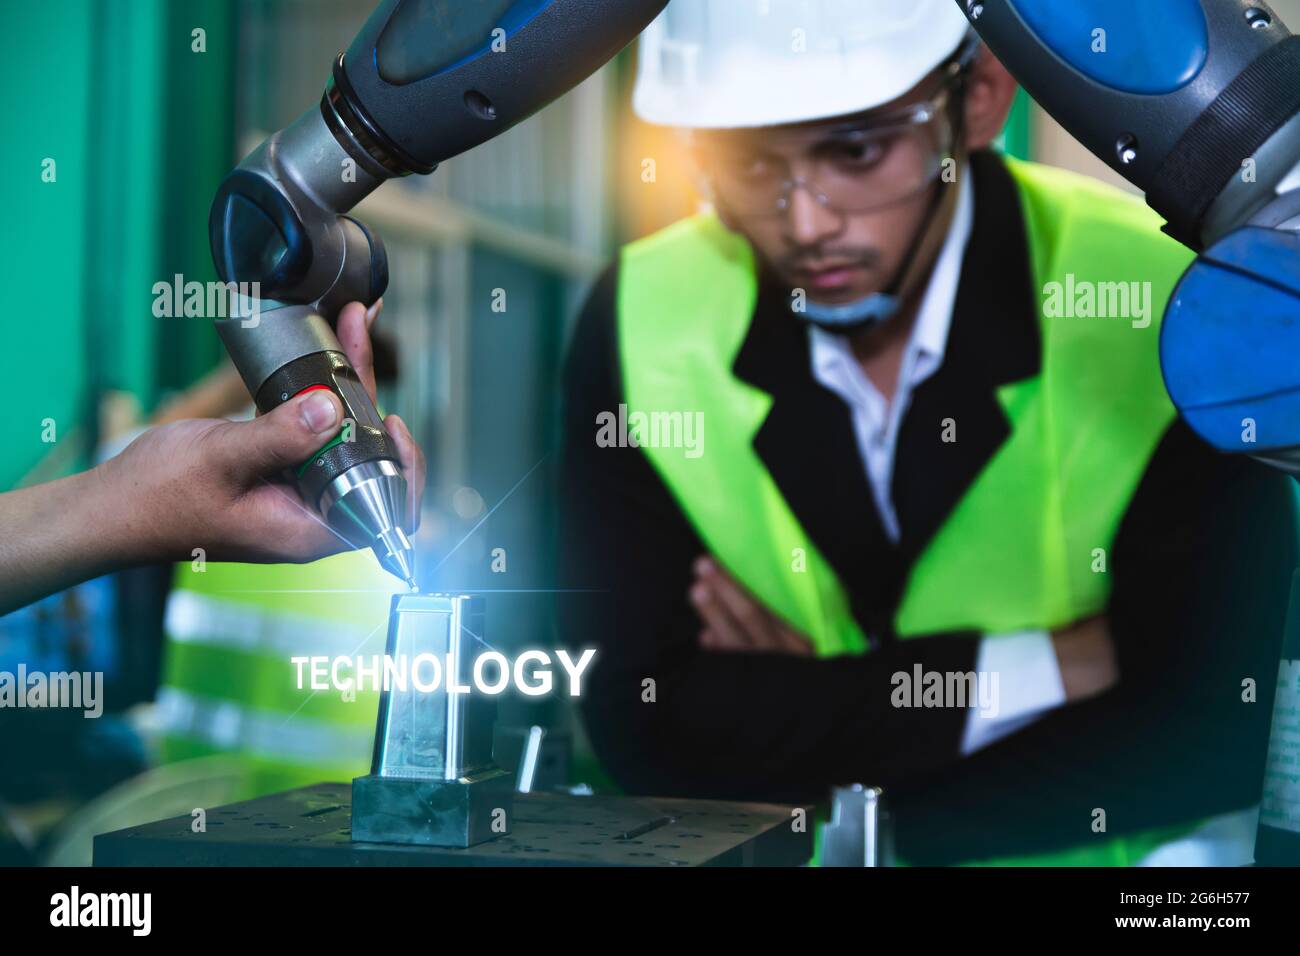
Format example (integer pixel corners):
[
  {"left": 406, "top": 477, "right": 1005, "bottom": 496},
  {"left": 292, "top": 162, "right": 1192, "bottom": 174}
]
[{"left": 807, "top": 172, "right": 1065, "bottom": 755}]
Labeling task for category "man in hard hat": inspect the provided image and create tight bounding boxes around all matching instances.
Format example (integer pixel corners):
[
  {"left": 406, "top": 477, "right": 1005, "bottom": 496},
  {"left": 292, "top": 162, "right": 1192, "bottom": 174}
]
[{"left": 557, "top": 0, "right": 1297, "bottom": 865}]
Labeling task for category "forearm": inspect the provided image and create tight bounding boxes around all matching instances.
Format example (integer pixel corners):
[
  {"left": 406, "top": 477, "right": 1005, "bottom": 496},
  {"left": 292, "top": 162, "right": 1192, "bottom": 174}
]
[
  {"left": 0, "top": 313, "right": 401, "bottom": 619},
  {"left": 0, "top": 465, "right": 148, "bottom": 615}
]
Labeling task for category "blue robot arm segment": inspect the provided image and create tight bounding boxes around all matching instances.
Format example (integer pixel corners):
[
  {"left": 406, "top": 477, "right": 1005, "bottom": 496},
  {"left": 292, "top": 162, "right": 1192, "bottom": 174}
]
[
  {"left": 339, "top": 0, "right": 668, "bottom": 176},
  {"left": 1162, "top": 224, "right": 1300, "bottom": 463},
  {"left": 960, "top": 1, "right": 1300, "bottom": 467},
  {"left": 1008, "top": 0, "right": 1209, "bottom": 96},
  {"left": 959, "top": 0, "right": 1300, "bottom": 249}
]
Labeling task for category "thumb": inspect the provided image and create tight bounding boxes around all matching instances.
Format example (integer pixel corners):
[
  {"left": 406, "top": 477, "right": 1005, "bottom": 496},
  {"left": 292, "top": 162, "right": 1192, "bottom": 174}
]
[{"left": 226, "top": 390, "right": 344, "bottom": 476}]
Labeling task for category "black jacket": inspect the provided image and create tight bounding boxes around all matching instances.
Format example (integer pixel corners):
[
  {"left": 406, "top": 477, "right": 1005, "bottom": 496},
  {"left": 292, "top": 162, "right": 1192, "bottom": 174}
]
[{"left": 555, "top": 151, "right": 1298, "bottom": 863}]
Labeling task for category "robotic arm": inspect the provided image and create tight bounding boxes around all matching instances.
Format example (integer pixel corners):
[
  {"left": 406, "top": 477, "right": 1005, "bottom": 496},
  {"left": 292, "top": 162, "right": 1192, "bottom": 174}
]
[
  {"left": 209, "top": 0, "right": 667, "bottom": 586},
  {"left": 954, "top": 0, "right": 1300, "bottom": 470}
]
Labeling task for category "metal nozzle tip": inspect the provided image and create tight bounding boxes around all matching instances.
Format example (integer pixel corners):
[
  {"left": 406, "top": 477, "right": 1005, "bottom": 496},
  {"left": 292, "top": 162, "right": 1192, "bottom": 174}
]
[
  {"left": 376, "top": 544, "right": 416, "bottom": 589},
  {"left": 319, "top": 460, "right": 418, "bottom": 589},
  {"left": 406, "top": 577, "right": 419, "bottom": 593}
]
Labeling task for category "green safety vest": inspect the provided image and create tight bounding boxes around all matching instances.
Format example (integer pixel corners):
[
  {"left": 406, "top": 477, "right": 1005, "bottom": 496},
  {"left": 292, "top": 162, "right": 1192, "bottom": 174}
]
[
  {"left": 618, "top": 156, "right": 1200, "bottom": 866},
  {"left": 159, "top": 552, "right": 402, "bottom": 799}
]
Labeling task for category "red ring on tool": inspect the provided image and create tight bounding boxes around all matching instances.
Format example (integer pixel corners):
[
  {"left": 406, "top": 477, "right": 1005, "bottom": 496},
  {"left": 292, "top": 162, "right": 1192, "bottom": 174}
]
[{"left": 293, "top": 384, "right": 335, "bottom": 401}]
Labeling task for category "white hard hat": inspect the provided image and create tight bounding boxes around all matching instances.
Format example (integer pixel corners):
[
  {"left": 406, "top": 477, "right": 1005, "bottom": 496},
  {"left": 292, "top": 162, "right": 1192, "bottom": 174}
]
[{"left": 633, "top": 0, "right": 974, "bottom": 129}]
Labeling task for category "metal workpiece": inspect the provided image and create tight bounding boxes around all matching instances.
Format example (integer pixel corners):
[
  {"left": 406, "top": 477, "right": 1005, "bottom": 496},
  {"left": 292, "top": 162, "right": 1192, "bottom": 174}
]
[
  {"left": 352, "top": 594, "right": 513, "bottom": 847},
  {"left": 822, "top": 784, "right": 894, "bottom": 867},
  {"left": 369, "top": 594, "right": 494, "bottom": 781}
]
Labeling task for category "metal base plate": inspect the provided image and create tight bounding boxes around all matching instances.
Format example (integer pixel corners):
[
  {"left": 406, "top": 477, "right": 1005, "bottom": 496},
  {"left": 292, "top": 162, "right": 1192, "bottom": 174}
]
[{"left": 92, "top": 783, "right": 811, "bottom": 867}]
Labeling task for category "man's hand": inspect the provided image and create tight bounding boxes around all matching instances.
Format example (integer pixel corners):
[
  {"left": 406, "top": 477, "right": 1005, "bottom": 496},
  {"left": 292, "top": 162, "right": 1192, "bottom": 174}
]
[
  {"left": 100, "top": 299, "right": 425, "bottom": 565},
  {"left": 0, "top": 298, "right": 429, "bottom": 616},
  {"left": 689, "top": 556, "right": 815, "bottom": 655},
  {"left": 103, "top": 388, "right": 354, "bottom": 564},
  {"left": 1051, "top": 615, "right": 1119, "bottom": 703}
]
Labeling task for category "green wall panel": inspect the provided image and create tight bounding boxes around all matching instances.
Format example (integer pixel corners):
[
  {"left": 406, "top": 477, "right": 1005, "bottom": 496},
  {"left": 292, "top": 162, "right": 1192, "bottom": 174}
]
[
  {"left": 2, "top": 0, "right": 95, "bottom": 488},
  {"left": 3, "top": 0, "right": 235, "bottom": 489}
]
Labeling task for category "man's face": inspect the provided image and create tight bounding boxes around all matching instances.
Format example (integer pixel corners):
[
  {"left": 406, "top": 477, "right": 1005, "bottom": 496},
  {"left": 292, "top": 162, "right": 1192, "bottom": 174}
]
[{"left": 694, "top": 83, "right": 950, "bottom": 305}]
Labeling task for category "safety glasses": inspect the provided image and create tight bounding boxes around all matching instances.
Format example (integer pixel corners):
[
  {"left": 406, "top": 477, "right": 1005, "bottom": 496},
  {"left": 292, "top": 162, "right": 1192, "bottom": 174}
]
[{"left": 701, "top": 86, "right": 958, "bottom": 219}]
